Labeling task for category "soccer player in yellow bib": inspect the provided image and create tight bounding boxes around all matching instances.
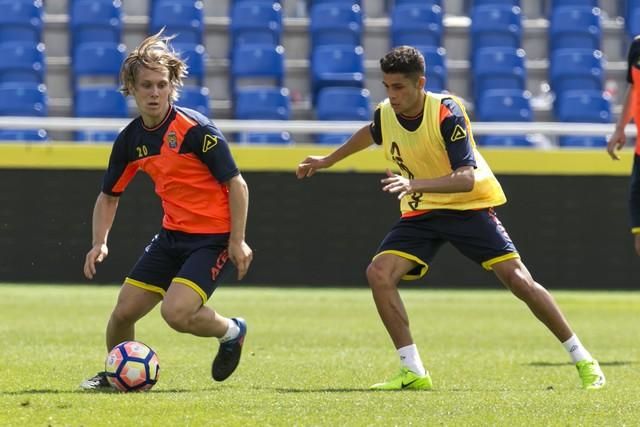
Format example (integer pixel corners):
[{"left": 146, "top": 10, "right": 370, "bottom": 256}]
[{"left": 296, "top": 46, "right": 605, "bottom": 390}]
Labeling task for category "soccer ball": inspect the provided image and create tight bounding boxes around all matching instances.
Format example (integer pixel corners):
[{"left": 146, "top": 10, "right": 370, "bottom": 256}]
[{"left": 105, "top": 341, "right": 160, "bottom": 392}]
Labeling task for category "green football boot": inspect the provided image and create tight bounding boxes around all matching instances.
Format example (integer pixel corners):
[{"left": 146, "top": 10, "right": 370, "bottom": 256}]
[
  {"left": 370, "top": 367, "right": 433, "bottom": 391},
  {"left": 576, "top": 359, "right": 606, "bottom": 390}
]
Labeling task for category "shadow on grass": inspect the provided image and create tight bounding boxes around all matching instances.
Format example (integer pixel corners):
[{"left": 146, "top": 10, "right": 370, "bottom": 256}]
[
  {"left": 527, "top": 360, "right": 633, "bottom": 367},
  {"left": 1, "top": 388, "right": 197, "bottom": 395},
  {"left": 275, "top": 387, "right": 372, "bottom": 393}
]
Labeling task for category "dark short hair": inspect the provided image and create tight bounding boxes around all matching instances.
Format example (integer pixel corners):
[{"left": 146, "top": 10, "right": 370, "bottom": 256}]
[{"left": 379, "top": 46, "right": 425, "bottom": 80}]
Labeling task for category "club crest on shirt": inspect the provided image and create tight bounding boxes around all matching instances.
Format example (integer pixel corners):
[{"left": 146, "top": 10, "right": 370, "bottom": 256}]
[
  {"left": 203, "top": 134, "right": 218, "bottom": 152},
  {"left": 166, "top": 131, "right": 178, "bottom": 149}
]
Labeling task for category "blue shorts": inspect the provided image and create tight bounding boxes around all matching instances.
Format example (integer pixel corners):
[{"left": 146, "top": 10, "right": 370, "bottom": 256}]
[
  {"left": 374, "top": 208, "right": 519, "bottom": 280},
  {"left": 125, "top": 229, "right": 234, "bottom": 304}
]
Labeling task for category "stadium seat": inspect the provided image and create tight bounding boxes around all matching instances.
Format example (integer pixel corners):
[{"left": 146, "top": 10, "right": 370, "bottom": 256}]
[
  {"left": 229, "top": 2, "right": 283, "bottom": 50},
  {"left": 415, "top": 45, "right": 447, "bottom": 93},
  {"left": 150, "top": 0, "right": 204, "bottom": 45},
  {"left": 72, "top": 42, "right": 125, "bottom": 85},
  {"left": 0, "top": 129, "right": 47, "bottom": 142},
  {"left": 0, "top": 0, "right": 43, "bottom": 45},
  {"left": 470, "top": 5, "right": 522, "bottom": 54},
  {"left": 549, "top": 0, "right": 598, "bottom": 11},
  {"left": 311, "top": 45, "right": 365, "bottom": 103},
  {"left": 472, "top": 0, "right": 519, "bottom": 6},
  {"left": 549, "top": 6, "right": 601, "bottom": 53},
  {"left": 558, "top": 135, "right": 607, "bottom": 148},
  {"left": 173, "top": 43, "right": 206, "bottom": 86},
  {"left": 549, "top": 49, "right": 604, "bottom": 94},
  {"left": 235, "top": 87, "right": 290, "bottom": 120},
  {"left": 555, "top": 90, "right": 611, "bottom": 123},
  {"left": 315, "top": 134, "right": 351, "bottom": 144},
  {"left": 230, "top": 44, "right": 285, "bottom": 92},
  {"left": 74, "top": 85, "right": 127, "bottom": 142},
  {"left": 70, "top": 0, "right": 122, "bottom": 58},
  {"left": 626, "top": 6, "right": 640, "bottom": 39},
  {"left": 0, "top": 42, "right": 45, "bottom": 85},
  {"left": 315, "top": 87, "right": 370, "bottom": 144},
  {"left": 477, "top": 135, "right": 534, "bottom": 147},
  {"left": 394, "top": 0, "right": 442, "bottom": 6},
  {"left": 234, "top": 87, "right": 291, "bottom": 144},
  {"left": 0, "top": 83, "right": 47, "bottom": 116},
  {"left": 309, "top": 2, "right": 363, "bottom": 48},
  {"left": 176, "top": 85, "right": 210, "bottom": 117},
  {"left": 391, "top": 4, "right": 443, "bottom": 49},
  {"left": 473, "top": 47, "right": 526, "bottom": 99},
  {"left": 475, "top": 89, "right": 532, "bottom": 122},
  {"left": 315, "top": 87, "right": 371, "bottom": 121},
  {"left": 239, "top": 132, "right": 292, "bottom": 144}
]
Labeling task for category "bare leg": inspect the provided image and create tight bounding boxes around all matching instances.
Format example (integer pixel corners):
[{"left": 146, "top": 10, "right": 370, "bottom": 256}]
[
  {"left": 366, "top": 254, "right": 419, "bottom": 348},
  {"left": 160, "top": 282, "right": 229, "bottom": 337},
  {"left": 107, "top": 283, "right": 162, "bottom": 351},
  {"left": 492, "top": 258, "right": 573, "bottom": 342}
]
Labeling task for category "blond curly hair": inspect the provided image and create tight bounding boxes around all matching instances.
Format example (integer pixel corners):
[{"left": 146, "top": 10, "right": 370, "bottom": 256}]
[{"left": 120, "top": 30, "right": 188, "bottom": 102}]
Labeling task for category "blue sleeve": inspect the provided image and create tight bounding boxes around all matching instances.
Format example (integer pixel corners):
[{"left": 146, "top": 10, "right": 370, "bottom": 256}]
[
  {"left": 187, "top": 123, "right": 239, "bottom": 183},
  {"left": 101, "top": 131, "right": 132, "bottom": 196},
  {"left": 439, "top": 98, "right": 476, "bottom": 170}
]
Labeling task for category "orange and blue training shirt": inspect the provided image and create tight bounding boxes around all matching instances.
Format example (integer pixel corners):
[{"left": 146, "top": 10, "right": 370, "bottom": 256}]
[{"left": 102, "top": 106, "right": 239, "bottom": 234}]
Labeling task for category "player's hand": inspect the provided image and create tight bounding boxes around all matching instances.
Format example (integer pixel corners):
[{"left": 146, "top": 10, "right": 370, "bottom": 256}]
[
  {"left": 634, "top": 234, "right": 640, "bottom": 257},
  {"left": 228, "top": 240, "right": 253, "bottom": 280},
  {"left": 296, "top": 156, "right": 332, "bottom": 179},
  {"left": 381, "top": 169, "right": 413, "bottom": 199},
  {"left": 84, "top": 243, "right": 108, "bottom": 280},
  {"left": 607, "top": 128, "right": 627, "bottom": 160}
]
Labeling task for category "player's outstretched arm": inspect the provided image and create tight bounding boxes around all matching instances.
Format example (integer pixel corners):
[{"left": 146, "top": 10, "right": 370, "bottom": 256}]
[
  {"left": 608, "top": 85, "right": 634, "bottom": 160},
  {"left": 381, "top": 166, "right": 475, "bottom": 199},
  {"left": 226, "top": 174, "right": 253, "bottom": 280},
  {"left": 296, "top": 125, "right": 374, "bottom": 179},
  {"left": 84, "top": 192, "right": 119, "bottom": 279}
]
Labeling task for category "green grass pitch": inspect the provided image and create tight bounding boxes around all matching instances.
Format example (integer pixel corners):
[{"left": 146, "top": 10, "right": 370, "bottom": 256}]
[{"left": 0, "top": 284, "right": 638, "bottom": 426}]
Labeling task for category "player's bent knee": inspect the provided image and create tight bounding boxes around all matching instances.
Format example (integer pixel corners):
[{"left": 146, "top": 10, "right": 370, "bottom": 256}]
[
  {"left": 160, "top": 304, "right": 192, "bottom": 333},
  {"left": 366, "top": 261, "right": 393, "bottom": 289},
  {"left": 110, "top": 304, "right": 143, "bottom": 326}
]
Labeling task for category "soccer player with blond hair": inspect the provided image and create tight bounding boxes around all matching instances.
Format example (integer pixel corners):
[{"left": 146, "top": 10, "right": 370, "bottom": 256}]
[{"left": 81, "top": 31, "right": 252, "bottom": 389}]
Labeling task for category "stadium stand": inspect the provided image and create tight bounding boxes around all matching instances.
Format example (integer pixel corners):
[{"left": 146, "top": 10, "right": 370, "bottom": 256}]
[
  {"left": 0, "top": 42, "right": 46, "bottom": 84},
  {"left": 315, "top": 86, "right": 370, "bottom": 144},
  {"left": 309, "top": 2, "right": 363, "bottom": 49},
  {"left": 149, "top": 0, "right": 204, "bottom": 45},
  {"left": 16, "top": 0, "right": 628, "bottom": 145},
  {"left": 390, "top": 3, "right": 443, "bottom": 49}
]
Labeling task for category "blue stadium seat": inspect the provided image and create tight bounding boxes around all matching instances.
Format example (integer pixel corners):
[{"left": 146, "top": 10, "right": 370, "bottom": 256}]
[
  {"left": 74, "top": 85, "right": 127, "bottom": 118},
  {"left": 150, "top": 0, "right": 204, "bottom": 45},
  {"left": 315, "top": 87, "right": 370, "bottom": 144},
  {"left": 72, "top": 42, "right": 125, "bottom": 84},
  {"left": 391, "top": 4, "right": 443, "bottom": 48},
  {"left": 315, "top": 87, "right": 370, "bottom": 120},
  {"left": 0, "top": 0, "right": 43, "bottom": 45},
  {"left": 474, "top": 135, "right": 535, "bottom": 148},
  {"left": 234, "top": 87, "right": 291, "bottom": 144},
  {"left": 626, "top": 6, "right": 640, "bottom": 38},
  {"left": 0, "top": 42, "right": 45, "bottom": 84},
  {"left": 70, "top": 0, "right": 122, "bottom": 58},
  {"left": 74, "top": 85, "right": 127, "bottom": 142},
  {"left": 173, "top": 43, "right": 206, "bottom": 86},
  {"left": 475, "top": 89, "right": 532, "bottom": 122},
  {"left": 234, "top": 87, "right": 290, "bottom": 120},
  {"left": 549, "top": 0, "right": 598, "bottom": 11},
  {"left": 315, "top": 134, "right": 351, "bottom": 144},
  {"left": 415, "top": 45, "right": 447, "bottom": 93},
  {"left": 549, "top": 6, "right": 601, "bottom": 53},
  {"left": 229, "top": 2, "right": 283, "bottom": 50},
  {"left": 240, "top": 132, "right": 292, "bottom": 144},
  {"left": 470, "top": 5, "right": 522, "bottom": 54},
  {"left": 394, "top": 0, "right": 442, "bottom": 6},
  {"left": 477, "top": 135, "right": 534, "bottom": 147},
  {"left": 558, "top": 135, "right": 607, "bottom": 148},
  {"left": 555, "top": 90, "right": 611, "bottom": 123},
  {"left": 177, "top": 85, "right": 210, "bottom": 117},
  {"left": 230, "top": 44, "right": 285, "bottom": 92},
  {"left": 0, "top": 129, "right": 47, "bottom": 142},
  {"left": 550, "top": 48, "right": 604, "bottom": 94},
  {"left": 473, "top": 47, "right": 526, "bottom": 99},
  {"left": 472, "top": 0, "right": 519, "bottom": 6},
  {"left": 310, "top": 2, "right": 363, "bottom": 48},
  {"left": 311, "top": 45, "right": 365, "bottom": 103},
  {"left": 0, "top": 83, "right": 47, "bottom": 116}
]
